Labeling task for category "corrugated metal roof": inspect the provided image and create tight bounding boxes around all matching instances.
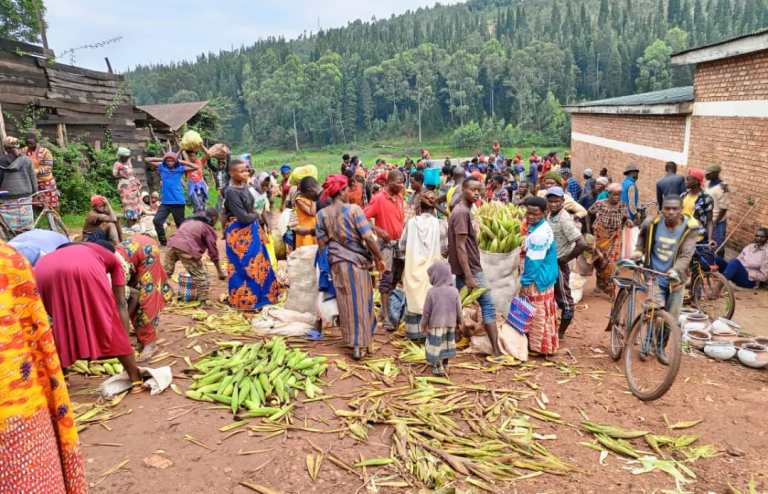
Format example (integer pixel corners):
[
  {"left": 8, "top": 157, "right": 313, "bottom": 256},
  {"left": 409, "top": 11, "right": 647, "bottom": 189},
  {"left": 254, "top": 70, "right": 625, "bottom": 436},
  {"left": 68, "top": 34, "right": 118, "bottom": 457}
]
[
  {"left": 672, "top": 27, "right": 768, "bottom": 58},
  {"left": 568, "top": 86, "right": 693, "bottom": 108},
  {"left": 137, "top": 101, "right": 209, "bottom": 131}
]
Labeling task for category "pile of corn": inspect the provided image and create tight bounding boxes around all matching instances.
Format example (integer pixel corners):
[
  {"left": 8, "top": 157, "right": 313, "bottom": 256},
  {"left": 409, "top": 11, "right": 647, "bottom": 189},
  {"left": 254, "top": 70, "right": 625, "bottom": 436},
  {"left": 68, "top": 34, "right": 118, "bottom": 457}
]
[
  {"left": 333, "top": 376, "right": 575, "bottom": 489},
  {"left": 69, "top": 359, "right": 124, "bottom": 376},
  {"left": 476, "top": 202, "right": 525, "bottom": 253},
  {"left": 184, "top": 337, "right": 327, "bottom": 419}
]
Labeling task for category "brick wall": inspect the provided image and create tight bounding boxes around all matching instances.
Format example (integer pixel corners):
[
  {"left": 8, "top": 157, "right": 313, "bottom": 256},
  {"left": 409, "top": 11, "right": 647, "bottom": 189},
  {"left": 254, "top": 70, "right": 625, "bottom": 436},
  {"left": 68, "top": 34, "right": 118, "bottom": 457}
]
[
  {"left": 687, "top": 115, "right": 768, "bottom": 246},
  {"left": 695, "top": 51, "right": 768, "bottom": 101},
  {"left": 572, "top": 113, "right": 687, "bottom": 151},
  {"left": 570, "top": 114, "right": 684, "bottom": 207},
  {"left": 570, "top": 140, "right": 669, "bottom": 207}
]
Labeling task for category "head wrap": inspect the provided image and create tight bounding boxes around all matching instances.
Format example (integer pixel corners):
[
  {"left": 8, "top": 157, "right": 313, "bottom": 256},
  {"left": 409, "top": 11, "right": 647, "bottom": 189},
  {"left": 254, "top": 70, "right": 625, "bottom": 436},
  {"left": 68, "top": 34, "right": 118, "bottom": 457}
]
[
  {"left": 705, "top": 164, "right": 721, "bottom": 174},
  {"left": 470, "top": 170, "right": 483, "bottom": 181},
  {"left": 163, "top": 151, "right": 177, "bottom": 162},
  {"left": 606, "top": 183, "right": 622, "bottom": 193},
  {"left": 543, "top": 171, "right": 564, "bottom": 185},
  {"left": 375, "top": 172, "right": 388, "bottom": 186},
  {"left": 321, "top": 175, "right": 348, "bottom": 201},
  {"left": 280, "top": 164, "right": 291, "bottom": 174},
  {"left": 596, "top": 177, "right": 610, "bottom": 186},
  {"left": 90, "top": 195, "right": 108, "bottom": 207},
  {"left": 688, "top": 167, "right": 705, "bottom": 186},
  {"left": 117, "top": 147, "right": 131, "bottom": 158},
  {"left": 2, "top": 136, "right": 19, "bottom": 148},
  {"left": 584, "top": 168, "right": 593, "bottom": 178}
]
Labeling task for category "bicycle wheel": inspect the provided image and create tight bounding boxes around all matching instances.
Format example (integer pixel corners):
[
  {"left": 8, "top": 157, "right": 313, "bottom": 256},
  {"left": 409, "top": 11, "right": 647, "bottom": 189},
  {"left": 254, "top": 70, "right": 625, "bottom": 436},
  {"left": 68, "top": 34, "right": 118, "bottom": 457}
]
[
  {"left": 692, "top": 271, "right": 735, "bottom": 320},
  {"left": 46, "top": 211, "right": 70, "bottom": 240},
  {"left": 624, "top": 309, "right": 681, "bottom": 401},
  {"left": 607, "top": 288, "right": 629, "bottom": 361}
]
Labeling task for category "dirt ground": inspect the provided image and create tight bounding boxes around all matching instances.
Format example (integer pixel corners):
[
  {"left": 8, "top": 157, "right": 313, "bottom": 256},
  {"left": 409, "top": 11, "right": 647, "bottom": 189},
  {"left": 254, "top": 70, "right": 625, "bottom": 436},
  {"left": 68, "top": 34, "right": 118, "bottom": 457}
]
[{"left": 69, "top": 258, "right": 768, "bottom": 494}]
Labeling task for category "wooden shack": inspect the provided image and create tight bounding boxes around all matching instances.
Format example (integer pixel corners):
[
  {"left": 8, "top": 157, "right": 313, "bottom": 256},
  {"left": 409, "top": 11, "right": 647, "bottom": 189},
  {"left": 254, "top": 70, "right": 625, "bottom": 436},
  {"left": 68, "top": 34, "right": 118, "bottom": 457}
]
[
  {"left": 0, "top": 37, "right": 150, "bottom": 153},
  {"left": 136, "top": 100, "right": 210, "bottom": 146}
]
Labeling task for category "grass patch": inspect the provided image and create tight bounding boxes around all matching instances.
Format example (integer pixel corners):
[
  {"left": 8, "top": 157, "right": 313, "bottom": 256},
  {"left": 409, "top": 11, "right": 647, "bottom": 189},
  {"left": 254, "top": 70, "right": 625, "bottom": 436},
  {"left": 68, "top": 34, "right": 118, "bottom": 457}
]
[{"left": 60, "top": 137, "right": 566, "bottom": 229}]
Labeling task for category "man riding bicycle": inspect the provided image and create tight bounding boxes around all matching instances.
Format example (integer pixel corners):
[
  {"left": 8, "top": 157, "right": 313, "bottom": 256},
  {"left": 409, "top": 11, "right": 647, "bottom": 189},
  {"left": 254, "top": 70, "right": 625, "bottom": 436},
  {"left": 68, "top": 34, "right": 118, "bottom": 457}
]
[{"left": 632, "top": 195, "right": 698, "bottom": 323}]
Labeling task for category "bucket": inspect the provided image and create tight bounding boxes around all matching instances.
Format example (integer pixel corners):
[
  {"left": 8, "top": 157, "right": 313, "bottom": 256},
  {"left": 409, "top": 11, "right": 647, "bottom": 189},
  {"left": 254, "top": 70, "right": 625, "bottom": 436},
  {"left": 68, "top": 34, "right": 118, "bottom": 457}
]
[{"left": 423, "top": 167, "right": 441, "bottom": 187}]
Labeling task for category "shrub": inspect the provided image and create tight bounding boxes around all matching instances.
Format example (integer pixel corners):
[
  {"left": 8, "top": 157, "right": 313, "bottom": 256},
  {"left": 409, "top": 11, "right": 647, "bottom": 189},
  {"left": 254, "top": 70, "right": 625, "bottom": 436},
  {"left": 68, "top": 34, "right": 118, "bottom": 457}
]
[
  {"left": 451, "top": 121, "right": 483, "bottom": 149},
  {"left": 48, "top": 142, "right": 120, "bottom": 214}
]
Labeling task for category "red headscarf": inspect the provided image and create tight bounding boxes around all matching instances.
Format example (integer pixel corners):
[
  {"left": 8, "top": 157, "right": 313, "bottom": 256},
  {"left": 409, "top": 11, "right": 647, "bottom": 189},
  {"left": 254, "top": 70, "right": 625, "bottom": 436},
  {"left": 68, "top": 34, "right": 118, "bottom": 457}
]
[
  {"left": 90, "top": 195, "right": 108, "bottom": 207},
  {"left": 688, "top": 167, "right": 705, "bottom": 187},
  {"left": 321, "top": 175, "right": 348, "bottom": 201}
]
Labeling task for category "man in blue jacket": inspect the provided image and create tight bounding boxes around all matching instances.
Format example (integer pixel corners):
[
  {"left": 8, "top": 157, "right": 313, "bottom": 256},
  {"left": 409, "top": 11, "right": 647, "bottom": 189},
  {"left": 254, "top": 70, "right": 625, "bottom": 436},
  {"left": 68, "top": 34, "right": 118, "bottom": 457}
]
[{"left": 621, "top": 163, "right": 640, "bottom": 224}]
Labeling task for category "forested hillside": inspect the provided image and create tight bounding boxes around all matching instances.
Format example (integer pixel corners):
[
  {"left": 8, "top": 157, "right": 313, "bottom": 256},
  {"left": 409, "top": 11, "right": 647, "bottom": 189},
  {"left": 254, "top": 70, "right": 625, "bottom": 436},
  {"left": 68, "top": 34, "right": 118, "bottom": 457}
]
[{"left": 126, "top": 0, "right": 768, "bottom": 149}]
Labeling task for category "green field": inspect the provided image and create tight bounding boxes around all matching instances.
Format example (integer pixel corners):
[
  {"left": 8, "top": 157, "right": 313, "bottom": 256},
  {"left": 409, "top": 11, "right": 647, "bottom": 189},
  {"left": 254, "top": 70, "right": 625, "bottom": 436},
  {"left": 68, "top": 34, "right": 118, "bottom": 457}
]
[
  {"left": 61, "top": 137, "right": 567, "bottom": 230},
  {"left": 244, "top": 137, "right": 567, "bottom": 180}
]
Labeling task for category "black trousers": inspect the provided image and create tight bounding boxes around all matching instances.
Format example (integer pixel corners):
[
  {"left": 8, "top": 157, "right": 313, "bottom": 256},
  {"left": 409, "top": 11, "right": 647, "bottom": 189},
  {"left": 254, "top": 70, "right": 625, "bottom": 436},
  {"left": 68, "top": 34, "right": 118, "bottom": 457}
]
[{"left": 153, "top": 204, "right": 185, "bottom": 244}]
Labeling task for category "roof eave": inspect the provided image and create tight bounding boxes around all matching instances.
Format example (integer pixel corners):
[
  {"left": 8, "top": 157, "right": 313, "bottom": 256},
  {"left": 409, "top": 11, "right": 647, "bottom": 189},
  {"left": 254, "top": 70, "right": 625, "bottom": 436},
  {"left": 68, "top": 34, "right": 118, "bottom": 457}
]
[
  {"left": 565, "top": 102, "right": 693, "bottom": 116},
  {"left": 672, "top": 31, "right": 768, "bottom": 65}
]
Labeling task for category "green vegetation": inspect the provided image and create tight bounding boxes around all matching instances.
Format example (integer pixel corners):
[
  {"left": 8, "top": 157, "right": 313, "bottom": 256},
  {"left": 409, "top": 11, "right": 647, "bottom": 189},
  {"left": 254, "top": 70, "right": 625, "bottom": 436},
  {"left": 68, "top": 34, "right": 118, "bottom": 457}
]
[
  {"left": 125, "top": 0, "right": 766, "bottom": 150},
  {"left": 244, "top": 135, "right": 565, "bottom": 179}
]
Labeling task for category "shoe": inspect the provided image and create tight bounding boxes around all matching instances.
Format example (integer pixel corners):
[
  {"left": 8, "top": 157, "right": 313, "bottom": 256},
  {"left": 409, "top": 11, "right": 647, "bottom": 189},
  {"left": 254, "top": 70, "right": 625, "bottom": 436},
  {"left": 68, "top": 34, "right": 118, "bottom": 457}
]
[
  {"left": 657, "top": 348, "right": 669, "bottom": 366},
  {"left": 456, "top": 336, "right": 470, "bottom": 350},
  {"left": 306, "top": 330, "right": 323, "bottom": 341}
]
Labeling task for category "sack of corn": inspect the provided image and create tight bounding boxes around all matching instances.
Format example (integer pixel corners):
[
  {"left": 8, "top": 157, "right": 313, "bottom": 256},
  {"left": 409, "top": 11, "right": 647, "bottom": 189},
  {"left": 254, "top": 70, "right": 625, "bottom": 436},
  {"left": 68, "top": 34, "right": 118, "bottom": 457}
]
[
  {"left": 475, "top": 202, "right": 524, "bottom": 316},
  {"left": 208, "top": 142, "right": 230, "bottom": 160},
  {"left": 283, "top": 245, "right": 318, "bottom": 315},
  {"left": 289, "top": 165, "right": 318, "bottom": 186},
  {"left": 180, "top": 130, "right": 203, "bottom": 151}
]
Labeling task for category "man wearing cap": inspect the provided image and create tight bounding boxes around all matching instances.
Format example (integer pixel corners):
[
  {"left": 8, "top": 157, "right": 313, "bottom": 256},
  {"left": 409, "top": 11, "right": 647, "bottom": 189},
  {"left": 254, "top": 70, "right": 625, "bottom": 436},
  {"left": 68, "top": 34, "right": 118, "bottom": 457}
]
[
  {"left": 621, "top": 163, "right": 640, "bottom": 224},
  {"left": 655, "top": 161, "right": 686, "bottom": 209},
  {"left": 705, "top": 164, "right": 729, "bottom": 253},
  {"left": 546, "top": 186, "right": 588, "bottom": 339},
  {"left": 562, "top": 168, "right": 582, "bottom": 201}
]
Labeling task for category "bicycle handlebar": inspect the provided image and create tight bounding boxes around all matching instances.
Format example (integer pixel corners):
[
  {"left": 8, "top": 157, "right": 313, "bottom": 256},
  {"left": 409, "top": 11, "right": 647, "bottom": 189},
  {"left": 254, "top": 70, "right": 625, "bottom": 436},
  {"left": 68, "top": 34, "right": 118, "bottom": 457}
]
[{"left": 616, "top": 259, "right": 672, "bottom": 279}]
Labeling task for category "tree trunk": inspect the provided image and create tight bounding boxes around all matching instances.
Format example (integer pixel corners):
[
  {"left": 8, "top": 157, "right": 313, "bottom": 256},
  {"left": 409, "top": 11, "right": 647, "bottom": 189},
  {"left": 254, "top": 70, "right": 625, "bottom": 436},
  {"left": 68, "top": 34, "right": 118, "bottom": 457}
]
[
  {"left": 292, "top": 108, "right": 299, "bottom": 152},
  {"left": 490, "top": 83, "right": 495, "bottom": 120},
  {"left": 417, "top": 87, "right": 423, "bottom": 143}
]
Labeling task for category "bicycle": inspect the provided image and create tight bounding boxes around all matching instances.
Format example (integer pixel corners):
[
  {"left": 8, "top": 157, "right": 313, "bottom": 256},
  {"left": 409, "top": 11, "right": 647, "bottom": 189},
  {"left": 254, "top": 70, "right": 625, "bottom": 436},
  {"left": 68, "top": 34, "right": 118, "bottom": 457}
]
[
  {"left": 688, "top": 243, "right": 735, "bottom": 320},
  {"left": 620, "top": 260, "right": 682, "bottom": 401},
  {"left": 605, "top": 262, "right": 647, "bottom": 361},
  {"left": 0, "top": 191, "right": 69, "bottom": 241}
]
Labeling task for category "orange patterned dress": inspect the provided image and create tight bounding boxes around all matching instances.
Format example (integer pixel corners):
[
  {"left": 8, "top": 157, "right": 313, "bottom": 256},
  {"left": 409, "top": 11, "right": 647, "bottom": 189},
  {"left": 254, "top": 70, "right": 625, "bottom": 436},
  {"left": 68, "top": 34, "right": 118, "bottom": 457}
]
[
  {"left": 225, "top": 219, "right": 279, "bottom": 310},
  {"left": 0, "top": 241, "right": 86, "bottom": 493}
]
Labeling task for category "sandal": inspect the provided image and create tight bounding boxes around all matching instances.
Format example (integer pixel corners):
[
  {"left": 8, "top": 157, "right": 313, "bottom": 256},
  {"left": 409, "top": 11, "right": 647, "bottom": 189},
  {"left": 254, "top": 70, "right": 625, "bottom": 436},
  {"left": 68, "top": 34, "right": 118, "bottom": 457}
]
[
  {"left": 130, "top": 380, "right": 145, "bottom": 394},
  {"left": 306, "top": 330, "right": 323, "bottom": 341},
  {"left": 431, "top": 364, "right": 446, "bottom": 376}
]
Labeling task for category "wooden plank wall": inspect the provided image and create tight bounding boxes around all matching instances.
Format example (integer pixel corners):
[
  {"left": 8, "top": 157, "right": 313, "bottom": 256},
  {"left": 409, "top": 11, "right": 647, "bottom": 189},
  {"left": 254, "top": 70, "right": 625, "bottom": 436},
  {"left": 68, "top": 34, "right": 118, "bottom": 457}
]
[{"left": 0, "top": 38, "right": 151, "bottom": 156}]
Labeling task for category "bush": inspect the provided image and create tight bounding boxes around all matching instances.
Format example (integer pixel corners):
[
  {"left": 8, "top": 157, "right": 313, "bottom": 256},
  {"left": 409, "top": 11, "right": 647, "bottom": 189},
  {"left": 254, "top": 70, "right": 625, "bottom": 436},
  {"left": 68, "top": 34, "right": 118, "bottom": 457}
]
[
  {"left": 451, "top": 121, "right": 483, "bottom": 149},
  {"left": 48, "top": 142, "right": 120, "bottom": 214}
]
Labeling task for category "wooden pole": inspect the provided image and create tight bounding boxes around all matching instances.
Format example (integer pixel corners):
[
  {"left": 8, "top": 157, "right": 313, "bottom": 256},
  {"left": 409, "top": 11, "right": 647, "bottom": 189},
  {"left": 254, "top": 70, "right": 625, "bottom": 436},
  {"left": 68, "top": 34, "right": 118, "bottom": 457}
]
[
  {"left": 0, "top": 103, "right": 6, "bottom": 141},
  {"left": 105, "top": 57, "right": 114, "bottom": 74}
]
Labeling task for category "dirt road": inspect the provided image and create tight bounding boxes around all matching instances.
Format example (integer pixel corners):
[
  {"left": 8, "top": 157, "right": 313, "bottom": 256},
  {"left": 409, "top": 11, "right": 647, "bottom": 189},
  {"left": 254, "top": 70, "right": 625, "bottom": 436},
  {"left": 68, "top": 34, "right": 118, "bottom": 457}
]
[{"left": 70, "top": 270, "right": 768, "bottom": 493}]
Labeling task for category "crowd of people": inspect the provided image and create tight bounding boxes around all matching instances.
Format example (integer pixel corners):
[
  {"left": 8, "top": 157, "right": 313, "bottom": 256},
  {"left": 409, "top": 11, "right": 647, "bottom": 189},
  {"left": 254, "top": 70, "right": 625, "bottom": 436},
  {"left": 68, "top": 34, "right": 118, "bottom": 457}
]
[{"left": 3, "top": 132, "right": 768, "bottom": 492}]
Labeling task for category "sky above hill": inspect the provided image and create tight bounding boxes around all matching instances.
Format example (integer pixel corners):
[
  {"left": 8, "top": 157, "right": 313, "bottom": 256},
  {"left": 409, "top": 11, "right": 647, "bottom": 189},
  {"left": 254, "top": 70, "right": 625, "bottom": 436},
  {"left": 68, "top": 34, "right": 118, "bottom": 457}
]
[{"left": 45, "top": 0, "right": 462, "bottom": 72}]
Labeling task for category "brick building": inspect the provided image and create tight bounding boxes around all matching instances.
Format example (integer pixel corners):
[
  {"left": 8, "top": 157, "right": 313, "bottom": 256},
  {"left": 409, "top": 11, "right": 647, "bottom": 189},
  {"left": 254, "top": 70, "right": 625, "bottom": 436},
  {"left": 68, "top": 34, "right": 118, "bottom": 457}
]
[{"left": 565, "top": 29, "right": 768, "bottom": 247}]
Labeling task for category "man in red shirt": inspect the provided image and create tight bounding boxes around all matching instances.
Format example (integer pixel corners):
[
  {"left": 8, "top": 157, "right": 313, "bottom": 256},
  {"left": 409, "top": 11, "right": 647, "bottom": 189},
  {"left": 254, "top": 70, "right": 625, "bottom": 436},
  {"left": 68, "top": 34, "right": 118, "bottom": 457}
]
[{"left": 365, "top": 170, "right": 405, "bottom": 330}]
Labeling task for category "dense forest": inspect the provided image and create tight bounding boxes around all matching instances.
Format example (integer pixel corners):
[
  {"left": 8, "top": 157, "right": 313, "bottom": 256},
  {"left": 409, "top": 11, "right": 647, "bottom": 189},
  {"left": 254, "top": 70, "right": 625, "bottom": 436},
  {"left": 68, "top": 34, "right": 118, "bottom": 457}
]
[{"left": 4, "top": 0, "right": 768, "bottom": 150}]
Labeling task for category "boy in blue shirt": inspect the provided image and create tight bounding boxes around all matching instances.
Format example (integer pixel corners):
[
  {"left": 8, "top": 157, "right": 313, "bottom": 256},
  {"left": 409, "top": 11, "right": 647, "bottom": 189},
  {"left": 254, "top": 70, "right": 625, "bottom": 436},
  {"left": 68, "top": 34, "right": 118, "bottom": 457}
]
[{"left": 146, "top": 152, "right": 196, "bottom": 245}]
